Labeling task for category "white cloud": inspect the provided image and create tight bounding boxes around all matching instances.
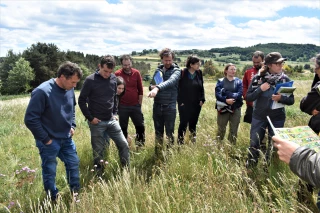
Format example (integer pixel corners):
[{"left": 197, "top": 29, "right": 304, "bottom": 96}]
[{"left": 0, "top": 0, "right": 319, "bottom": 57}]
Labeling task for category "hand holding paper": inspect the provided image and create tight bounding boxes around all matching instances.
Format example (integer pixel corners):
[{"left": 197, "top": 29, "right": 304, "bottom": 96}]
[{"left": 271, "top": 93, "right": 281, "bottom": 101}]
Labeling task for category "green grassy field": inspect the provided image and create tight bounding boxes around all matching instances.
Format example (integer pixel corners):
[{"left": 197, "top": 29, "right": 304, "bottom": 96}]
[{"left": 0, "top": 80, "right": 318, "bottom": 212}]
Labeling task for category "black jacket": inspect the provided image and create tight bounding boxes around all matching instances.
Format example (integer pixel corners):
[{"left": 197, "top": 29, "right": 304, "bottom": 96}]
[
  {"left": 78, "top": 72, "right": 118, "bottom": 122},
  {"left": 178, "top": 68, "right": 205, "bottom": 105},
  {"left": 246, "top": 73, "right": 294, "bottom": 121},
  {"left": 300, "top": 81, "right": 320, "bottom": 133}
]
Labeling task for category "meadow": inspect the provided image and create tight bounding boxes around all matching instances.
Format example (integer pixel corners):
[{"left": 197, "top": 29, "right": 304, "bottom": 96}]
[{"left": 0, "top": 79, "right": 318, "bottom": 213}]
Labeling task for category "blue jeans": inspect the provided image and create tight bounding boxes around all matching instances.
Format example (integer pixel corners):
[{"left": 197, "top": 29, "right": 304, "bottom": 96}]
[
  {"left": 36, "top": 138, "right": 80, "bottom": 200},
  {"left": 89, "top": 119, "right": 129, "bottom": 167},
  {"left": 153, "top": 103, "right": 176, "bottom": 157},
  {"left": 248, "top": 117, "right": 285, "bottom": 163}
]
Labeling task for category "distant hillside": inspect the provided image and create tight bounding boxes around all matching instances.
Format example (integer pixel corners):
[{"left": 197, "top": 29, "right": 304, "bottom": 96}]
[{"left": 176, "top": 43, "right": 320, "bottom": 61}]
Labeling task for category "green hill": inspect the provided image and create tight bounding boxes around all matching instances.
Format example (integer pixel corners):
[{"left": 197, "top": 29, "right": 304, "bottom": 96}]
[{"left": 175, "top": 43, "right": 320, "bottom": 62}]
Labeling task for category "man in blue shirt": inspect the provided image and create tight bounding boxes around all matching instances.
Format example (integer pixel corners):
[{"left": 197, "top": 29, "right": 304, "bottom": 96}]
[{"left": 25, "top": 61, "right": 83, "bottom": 201}]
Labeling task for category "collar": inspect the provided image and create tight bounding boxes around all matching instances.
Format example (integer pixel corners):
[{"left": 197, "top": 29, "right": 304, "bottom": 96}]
[{"left": 122, "top": 69, "right": 132, "bottom": 76}]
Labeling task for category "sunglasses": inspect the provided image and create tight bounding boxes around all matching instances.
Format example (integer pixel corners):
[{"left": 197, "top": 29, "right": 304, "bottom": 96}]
[{"left": 274, "top": 62, "right": 285, "bottom": 66}]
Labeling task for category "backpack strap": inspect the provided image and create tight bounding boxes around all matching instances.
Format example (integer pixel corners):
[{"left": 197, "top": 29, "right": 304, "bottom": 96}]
[{"left": 180, "top": 68, "right": 185, "bottom": 79}]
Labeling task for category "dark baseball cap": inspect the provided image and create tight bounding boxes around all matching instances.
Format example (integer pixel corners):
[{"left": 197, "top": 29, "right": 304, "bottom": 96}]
[{"left": 265, "top": 52, "right": 287, "bottom": 65}]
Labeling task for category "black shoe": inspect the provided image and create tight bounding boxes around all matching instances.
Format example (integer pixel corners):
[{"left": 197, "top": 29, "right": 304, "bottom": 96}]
[
  {"left": 94, "top": 167, "right": 104, "bottom": 177},
  {"left": 245, "top": 159, "right": 257, "bottom": 169}
]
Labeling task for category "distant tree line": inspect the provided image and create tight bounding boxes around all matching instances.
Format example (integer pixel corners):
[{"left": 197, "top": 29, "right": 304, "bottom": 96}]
[
  {"left": 0, "top": 42, "right": 155, "bottom": 95},
  {"left": 209, "top": 43, "right": 320, "bottom": 62},
  {"left": 1, "top": 42, "right": 319, "bottom": 95},
  {"left": 132, "top": 49, "right": 158, "bottom": 56},
  {"left": 0, "top": 43, "right": 105, "bottom": 94},
  {"left": 177, "top": 43, "right": 320, "bottom": 62}
]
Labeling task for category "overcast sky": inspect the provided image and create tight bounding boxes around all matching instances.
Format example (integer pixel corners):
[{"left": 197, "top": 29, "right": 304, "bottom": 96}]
[{"left": 0, "top": 0, "right": 319, "bottom": 57}]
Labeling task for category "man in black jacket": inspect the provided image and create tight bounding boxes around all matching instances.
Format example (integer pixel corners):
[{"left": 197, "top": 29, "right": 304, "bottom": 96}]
[
  {"left": 148, "top": 48, "right": 181, "bottom": 160},
  {"left": 78, "top": 55, "right": 129, "bottom": 175},
  {"left": 300, "top": 54, "right": 320, "bottom": 134}
]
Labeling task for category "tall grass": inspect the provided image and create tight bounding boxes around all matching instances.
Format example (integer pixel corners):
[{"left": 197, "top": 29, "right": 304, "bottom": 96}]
[{"left": 0, "top": 80, "right": 317, "bottom": 213}]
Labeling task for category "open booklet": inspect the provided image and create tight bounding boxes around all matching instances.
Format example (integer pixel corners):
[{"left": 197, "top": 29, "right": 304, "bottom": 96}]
[
  {"left": 271, "top": 81, "right": 295, "bottom": 110},
  {"left": 267, "top": 116, "right": 320, "bottom": 152}
]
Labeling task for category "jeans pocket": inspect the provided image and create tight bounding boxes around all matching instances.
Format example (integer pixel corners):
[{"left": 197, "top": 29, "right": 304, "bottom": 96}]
[
  {"left": 36, "top": 139, "right": 59, "bottom": 157},
  {"left": 36, "top": 139, "right": 53, "bottom": 148}
]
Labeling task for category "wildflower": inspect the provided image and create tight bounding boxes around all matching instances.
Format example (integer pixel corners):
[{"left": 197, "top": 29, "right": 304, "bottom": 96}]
[
  {"left": 94, "top": 165, "right": 97, "bottom": 168},
  {"left": 90, "top": 169, "right": 94, "bottom": 172},
  {"left": 0, "top": 174, "right": 6, "bottom": 177},
  {"left": 22, "top": 167, "right": 28, "bottom": 171},
  {"left": 8, "top": 201, "right": 15, "bottom": 209},
  {"left": 100, "top": 160, "right": 104, "bottom": 163},
  {"left": 105, "top": 161, "right": 109, "bottom": 165}
]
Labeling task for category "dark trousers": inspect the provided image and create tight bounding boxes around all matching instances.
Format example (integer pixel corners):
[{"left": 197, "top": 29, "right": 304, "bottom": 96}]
[
  {"left": 119, "top": 104, "right": 145, "bottom": 146},
  {"left": 178, "top": 103, "right": 202, "bottom": 144},
  {"left": 248, "top": 117, "right": 285, "bottom": 165},
  {"left": 153, "top": 103, "right": 176, "bottom": 158},
  {"left": 243, "top": 105, "right": 253, "bottom": 124},
  {"left": 318, "top": 191, "right": 320, "bottom": 210}
]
